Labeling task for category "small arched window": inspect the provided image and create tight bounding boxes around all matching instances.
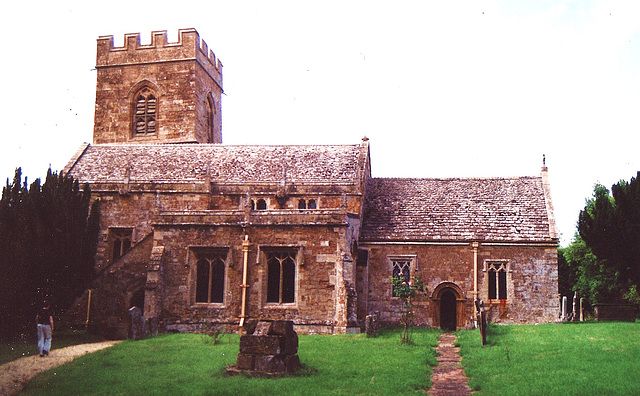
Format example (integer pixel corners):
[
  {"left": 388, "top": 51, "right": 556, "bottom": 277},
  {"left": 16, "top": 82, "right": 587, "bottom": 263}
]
[
  {"left": 133, "top": 87, "right": 157, "bottom": 136},
  {"left": 256, "top": 199, "right": 267, "bottom": 210},
  {"left": 298, "top": 199, "right": 307, "bottom": 209},
  {"left": 307, "top": 199, "right": 317, "bottom": 209}
]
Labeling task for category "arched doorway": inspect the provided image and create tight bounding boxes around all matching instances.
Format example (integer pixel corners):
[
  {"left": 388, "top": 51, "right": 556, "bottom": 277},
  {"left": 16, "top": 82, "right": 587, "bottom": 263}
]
[
  {"left": 440, "top": 290, "right": 457, "bottom": 331},
  {"left": 431, "top": 282, "right": 466, "bottom": 331}
]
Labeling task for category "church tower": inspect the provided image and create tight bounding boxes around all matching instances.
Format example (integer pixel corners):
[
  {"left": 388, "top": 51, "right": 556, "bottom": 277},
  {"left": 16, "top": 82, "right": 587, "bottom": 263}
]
[{"left": 92, "top": 29, "right": 223, "bottom": 145}]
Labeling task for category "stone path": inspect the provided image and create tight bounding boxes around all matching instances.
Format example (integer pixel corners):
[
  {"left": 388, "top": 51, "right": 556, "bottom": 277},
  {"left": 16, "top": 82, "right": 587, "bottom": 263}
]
[
  {"left": 427, "top": 333, "right": 472, "bottom": 395},
  {"left": 0, "top": 340, "right": 121, "bottom": 396}
]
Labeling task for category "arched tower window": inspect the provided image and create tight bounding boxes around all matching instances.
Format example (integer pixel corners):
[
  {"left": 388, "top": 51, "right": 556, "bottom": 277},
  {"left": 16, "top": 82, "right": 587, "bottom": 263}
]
[
  {"left": 133, "top": 87, "right": 157, "bottom": 136},
  {"left": 205, "top": 95, "right": 215, "bottom": 143}
]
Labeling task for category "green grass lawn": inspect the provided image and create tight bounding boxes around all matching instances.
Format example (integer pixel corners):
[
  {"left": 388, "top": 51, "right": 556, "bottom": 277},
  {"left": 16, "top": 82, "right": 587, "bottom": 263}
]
[
  {"left": 21, "top": 328, "right": 440, "bottom": 395},
  {"left": 456, "top": 321, "right": 640, "bottom": 395},
  {"left": 0, "top": 330, "right": 105, "bottom": 365}
]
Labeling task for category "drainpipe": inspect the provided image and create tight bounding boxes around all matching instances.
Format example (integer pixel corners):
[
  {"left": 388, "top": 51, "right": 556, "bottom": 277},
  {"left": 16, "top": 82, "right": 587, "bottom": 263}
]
[
  {"left": 85, "top": 289, "right": 92, "bottom": 331},
  {"left": 239, "top": 234, "right": 250, "bottom": 335},
  {"left": 472, "top": 242, "right": 479, "bottom": 317}
]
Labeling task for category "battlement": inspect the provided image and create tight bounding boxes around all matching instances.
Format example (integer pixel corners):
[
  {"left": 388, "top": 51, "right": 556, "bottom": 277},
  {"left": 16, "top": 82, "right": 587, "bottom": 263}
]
[{"left": 96, "top": 28, "right": 222, "bottom": 86}]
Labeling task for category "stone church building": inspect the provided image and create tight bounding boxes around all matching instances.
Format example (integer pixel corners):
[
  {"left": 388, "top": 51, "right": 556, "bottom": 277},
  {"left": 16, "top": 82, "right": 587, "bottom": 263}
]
[{"left": 64, "top": 29, "right": 559, "bottom": 338}]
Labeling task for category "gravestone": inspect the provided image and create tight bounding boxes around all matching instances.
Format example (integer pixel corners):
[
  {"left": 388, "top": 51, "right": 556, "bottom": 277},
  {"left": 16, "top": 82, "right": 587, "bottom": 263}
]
[
  {"left": 571, "top": 292, "right": 578, "bottom": 321},
  {"left": 227, "top": 320, "right": 301, "bottom": 376},
  {"left": 128, "top": 306, "right": 146, "bottom": 340},
  {"left": 365, "top": 311, "right": 380, "bottom": 337}
]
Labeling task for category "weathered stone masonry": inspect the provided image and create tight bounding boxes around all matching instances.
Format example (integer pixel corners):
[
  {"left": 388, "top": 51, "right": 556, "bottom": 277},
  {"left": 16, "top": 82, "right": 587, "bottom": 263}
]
[{"left": 64, "top": 29, "right": 558, "bottom": 338}]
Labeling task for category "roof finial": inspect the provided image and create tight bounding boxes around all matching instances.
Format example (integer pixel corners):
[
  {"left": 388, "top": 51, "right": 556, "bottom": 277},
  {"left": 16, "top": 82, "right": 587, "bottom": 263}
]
[{"left": 541, "top": 154, "right": 548, "bottom": 173}]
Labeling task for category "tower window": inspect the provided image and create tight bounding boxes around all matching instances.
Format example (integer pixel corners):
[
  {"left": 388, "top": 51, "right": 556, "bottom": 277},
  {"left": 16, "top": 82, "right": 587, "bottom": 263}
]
[
  {"left": 205, "top": 95, "right": 215, "bottom": 143},
  {"left": 133, "top": 87, "right": 157, "bottom": 136},
  {"left": 298, "top": 199, "right": 307, "bottom": 209},
  {"left": 307, "top": 199, "right": 317, "bottom": 209},
  {"left": 195, "top": 251, "right": 226, "bottom": 304}
]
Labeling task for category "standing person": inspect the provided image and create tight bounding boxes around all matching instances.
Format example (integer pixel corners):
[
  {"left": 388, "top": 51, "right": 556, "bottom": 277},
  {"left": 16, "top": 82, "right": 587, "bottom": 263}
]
[{"left": 35, "top": 300, "right": 54, "bottom": 357}]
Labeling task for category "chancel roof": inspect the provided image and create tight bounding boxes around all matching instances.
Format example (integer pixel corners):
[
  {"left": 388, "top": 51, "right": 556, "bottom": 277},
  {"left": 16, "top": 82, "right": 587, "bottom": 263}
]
[
  {"left": 362, "top": 177, "right": 556, "bottom": 242},
  {"left": 65, "top": 143, "right": 365, "bottom": 185}
]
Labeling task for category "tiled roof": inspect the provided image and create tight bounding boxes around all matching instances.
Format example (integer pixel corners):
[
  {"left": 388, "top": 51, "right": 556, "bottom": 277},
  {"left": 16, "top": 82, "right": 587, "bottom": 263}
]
[
  {"left": 361, "top": 177, "right": 555, "bottom": 242},
  {"left": 65, "top": 143, "right": 364, "bottom": 184}
]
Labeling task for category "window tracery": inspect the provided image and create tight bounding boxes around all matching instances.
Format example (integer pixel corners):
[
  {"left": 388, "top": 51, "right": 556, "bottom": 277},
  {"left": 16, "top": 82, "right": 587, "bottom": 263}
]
[
  {"left": 110, "top": 228, "right": 133, "bottom": 261},
  {"left": 266, "top": 250, "right": 296, "bottom": 304},
  {"left": 133, "top": 87, "right": 157, "bottom": 136},
  {"left": 392, "top": 259, "right": 412, "bottom": 297},
  {"left": 195, "top": 251, "right": 226, "bottom": 304},
  {"left": 487, "top": 261, "right": 508, "bottom": 300}
]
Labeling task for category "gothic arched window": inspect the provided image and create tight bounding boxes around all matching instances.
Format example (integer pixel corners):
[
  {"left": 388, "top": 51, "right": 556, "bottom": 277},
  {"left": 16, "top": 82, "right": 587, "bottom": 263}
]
[
  {"left": 487, "top": 261, "right": 508, "bottom": 300},
  {"left": 133, "top": 87, "right": 157, "bottom": 136},
  {"left": 195, "top": 253, "right": 226, "bottom": 304},
  {"left": 205, "top": 95, "right": 215, "bottom": 143},
  {"left": 266, "top": 250, "right": 296, "bottom": 304}
]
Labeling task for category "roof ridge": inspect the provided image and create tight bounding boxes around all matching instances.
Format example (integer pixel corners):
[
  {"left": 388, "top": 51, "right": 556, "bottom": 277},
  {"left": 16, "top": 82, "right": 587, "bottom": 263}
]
[
  {"left": 371, "top": 175, "right": 541, "bottom": 181},
  {"left": 90, "top": 143, "right": 361, "bottom": 148}
]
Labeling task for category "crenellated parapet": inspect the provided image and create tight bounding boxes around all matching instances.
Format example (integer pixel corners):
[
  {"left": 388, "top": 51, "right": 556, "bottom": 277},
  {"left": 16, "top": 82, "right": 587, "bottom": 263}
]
[{"left": 96, "top": 28, "right": 222, "bottom": 88}]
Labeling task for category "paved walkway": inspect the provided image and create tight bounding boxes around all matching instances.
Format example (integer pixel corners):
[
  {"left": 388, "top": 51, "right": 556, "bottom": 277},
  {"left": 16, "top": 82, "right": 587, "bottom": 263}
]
[
  {"left": 427, "top": 333, "right": 472, "bottom": 395},
  {"left": 0, "top": 340, "right": 121, "bottom": 396}
]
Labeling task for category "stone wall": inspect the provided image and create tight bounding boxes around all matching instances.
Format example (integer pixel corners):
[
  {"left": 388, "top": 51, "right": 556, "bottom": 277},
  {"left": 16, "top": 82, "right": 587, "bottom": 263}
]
[
  {"left": 362, "top": 242, "right": 558, "bottom": 329},
  {"left": 478, "top": 244, "right": 558, "bottom": 324},
  {"left": 81, "top": 233, "right": 154, "bottom": 338},
  {"left": 155, "top": 223, "right": 356, "bottom": 334},
  {"left": 73, "top": 183, "right": 365, "bottom": 337}
]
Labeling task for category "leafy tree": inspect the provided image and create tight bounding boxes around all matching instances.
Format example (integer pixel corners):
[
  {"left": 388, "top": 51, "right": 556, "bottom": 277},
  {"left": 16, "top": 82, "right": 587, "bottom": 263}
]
[
  {"left": 0, "top": 168, "right": 99, "bottom": 340},
  {"left": 561, "top": 235, "right": 619, "bottom": 307}
]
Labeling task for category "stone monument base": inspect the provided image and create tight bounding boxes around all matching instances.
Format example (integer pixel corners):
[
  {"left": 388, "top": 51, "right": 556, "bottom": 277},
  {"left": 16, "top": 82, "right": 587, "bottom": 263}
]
[{"left": 226, "top": 319, "right": 301, "bottom": 376}]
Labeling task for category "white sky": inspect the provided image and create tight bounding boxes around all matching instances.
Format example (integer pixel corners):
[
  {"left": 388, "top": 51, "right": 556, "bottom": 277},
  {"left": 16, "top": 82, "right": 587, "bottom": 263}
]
[{"left": 1, "top": 0, "right": 639, "bottom": 246}]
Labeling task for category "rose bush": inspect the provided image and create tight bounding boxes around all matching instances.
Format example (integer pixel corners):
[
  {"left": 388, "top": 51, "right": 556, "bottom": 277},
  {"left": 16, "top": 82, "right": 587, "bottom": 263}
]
[{"left": 392, "top": 275, "right": 427, "bottom": 344}]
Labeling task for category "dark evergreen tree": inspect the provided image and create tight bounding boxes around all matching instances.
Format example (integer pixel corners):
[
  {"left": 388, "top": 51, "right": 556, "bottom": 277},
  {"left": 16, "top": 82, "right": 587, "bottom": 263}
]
[
  {"left": 577, "top": 172, "right": 640, "bottom": 303},
  {"left": 557, "top": 246, "right": 577, "bottom": 299},
  {"left": 0, "top": 168, "right": 99, "bottom": 340}
]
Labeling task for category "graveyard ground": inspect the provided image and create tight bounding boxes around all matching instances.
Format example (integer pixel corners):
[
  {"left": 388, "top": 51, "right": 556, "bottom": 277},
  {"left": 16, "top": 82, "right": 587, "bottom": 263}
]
[{"left": 10, "top": 322, "right": 640, "bottom": 395}]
